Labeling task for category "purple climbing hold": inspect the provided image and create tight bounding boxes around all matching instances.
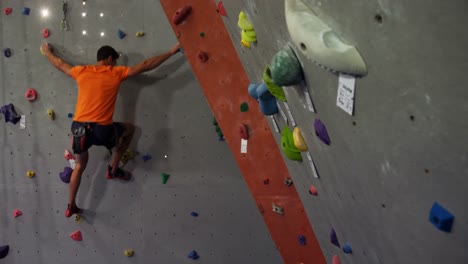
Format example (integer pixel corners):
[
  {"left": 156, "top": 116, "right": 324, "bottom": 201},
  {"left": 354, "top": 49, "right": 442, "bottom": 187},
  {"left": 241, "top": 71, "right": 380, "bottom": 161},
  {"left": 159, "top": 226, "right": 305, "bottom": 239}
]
[
  {"left": 3, "top": 48, "right": 11, "bottom": 58},
  {"left": 0, "top": 103, "right": 21, "bottom": 124},
  {"left": 314, "top": 119, "right": 331, "bottom": 145},
  {"left": 330, "top": 228, "right": 340, "bottom": 248},
  {"left": 187, "top": 250, "right": 199, "bottom": 260},
  {"left": 190, "top": 212, "right": 199, "bottom": 217},
  {"left": 142, "top": 154, "right": 152, "bottom": 162},
  {"left": 60, "top": 167, "right": 73, "bottom": 183},
  {"left": 0, "top": 245, "right": 9, "bottom": 259},
  {"left": 297, "top": 235, "right": 307, "bottom": 246}
]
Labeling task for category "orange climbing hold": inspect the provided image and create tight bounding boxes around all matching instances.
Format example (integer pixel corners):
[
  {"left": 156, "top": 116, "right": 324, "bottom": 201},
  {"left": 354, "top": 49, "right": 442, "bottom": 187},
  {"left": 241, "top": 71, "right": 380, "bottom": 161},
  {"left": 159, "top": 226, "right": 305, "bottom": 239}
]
[
  {"left": 172, "top": 6, "right": 192, "bottom": 25},
  {"left": 217, "top": 1, "right": 227, "bottom": 17}
]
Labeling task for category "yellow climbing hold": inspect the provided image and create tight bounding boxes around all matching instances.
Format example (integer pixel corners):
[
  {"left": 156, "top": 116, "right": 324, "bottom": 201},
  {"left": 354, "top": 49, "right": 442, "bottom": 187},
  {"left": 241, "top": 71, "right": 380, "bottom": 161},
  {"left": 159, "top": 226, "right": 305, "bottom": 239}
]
[
  {"left": 124, "top": 249, "right": 135, "bottom": 257},
  {"left": 120, "top": 150, "right": 136, "bottom": 167},
  {"left": 47, "top": 109, "right": 55, "bottom": 120},
  {"left": 241, "top": 39, "right": 251, "bottom": 48},
  {"left": 26, "top": 170, "right": 35, "bottom": 178},
  {"left": 135, "top": 31, "right": 145, "bottom": 37},
  {"left": 238, "top": 11, "right": 254, "bottom": 30},
  {"left": 293, "top": 127, "right": 308, "bottom": 151},
  {"left": 74, "top": 214, "right": 82, "bottom": 223}
]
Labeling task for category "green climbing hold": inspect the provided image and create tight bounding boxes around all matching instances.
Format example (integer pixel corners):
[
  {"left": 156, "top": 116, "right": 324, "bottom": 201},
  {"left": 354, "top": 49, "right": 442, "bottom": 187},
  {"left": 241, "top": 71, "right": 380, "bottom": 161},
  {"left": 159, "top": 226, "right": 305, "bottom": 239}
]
[
  {"left": 238, "top": 11, "right": 254, "bottom": 31},
  {"left": 240, "top": 102, "right": 249, "bottom": 112},
  {"left": 212, "top": 118, "right": 218, "bottom": 126},
  {"left": 243, "top": 29, "right": 256, "bottom": 39},
  {"left": 241, "top": 30, "right": 256, "bottom": 42},
  {"left": 263, "top": 66, "right": 287, "bottom": 102},
  {"left": 281, "top": 126, "right": 302, "bottom": 161},
  {"left": 161, "top": 173, "right": 170, "bottom": 184},
  {"left": 270, "top": 45, "right": 303, "bottom": 86}
]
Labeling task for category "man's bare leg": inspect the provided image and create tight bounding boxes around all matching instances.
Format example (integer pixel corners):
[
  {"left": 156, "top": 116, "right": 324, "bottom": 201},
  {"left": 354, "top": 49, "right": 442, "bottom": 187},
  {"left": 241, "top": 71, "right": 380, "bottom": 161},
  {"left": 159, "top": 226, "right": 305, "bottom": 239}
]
[
  {"left": 67, "top": 151, "right": 89, "bottom": 216},
  {"left": 110, "top": 123, "right": 135, "bottom": 174}
]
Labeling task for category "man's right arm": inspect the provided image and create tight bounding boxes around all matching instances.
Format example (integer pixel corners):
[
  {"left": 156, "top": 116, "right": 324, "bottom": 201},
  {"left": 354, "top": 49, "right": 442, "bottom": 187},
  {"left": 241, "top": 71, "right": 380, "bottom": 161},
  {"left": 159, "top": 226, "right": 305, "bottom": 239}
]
[
  {"left": 126, "top": 42, "right": 181, "bottom": 78},
  {"left": 41, "top": 42, "right": 73, "bottom": 76}
]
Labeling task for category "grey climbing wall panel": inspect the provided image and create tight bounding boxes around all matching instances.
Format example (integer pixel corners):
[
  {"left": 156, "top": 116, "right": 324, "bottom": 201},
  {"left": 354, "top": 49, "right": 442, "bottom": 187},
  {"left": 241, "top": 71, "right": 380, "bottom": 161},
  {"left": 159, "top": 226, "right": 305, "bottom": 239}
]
[
  {"left": 0, "top": 0, "right": 281, "bottom": 263},
  {"left": 222, "top": 0, "right": 468, "bottom": 263}
]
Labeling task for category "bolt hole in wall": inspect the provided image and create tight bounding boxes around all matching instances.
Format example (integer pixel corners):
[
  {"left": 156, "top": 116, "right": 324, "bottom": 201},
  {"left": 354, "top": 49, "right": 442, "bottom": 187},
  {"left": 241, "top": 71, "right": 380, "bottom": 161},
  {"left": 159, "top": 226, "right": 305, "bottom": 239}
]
[
  {"left": 410, "top": 115, "right": 415, "bottom": 121},
  {"left": 300, "top": 42, "right": 307, "bottom": 51},
  {"left": 375, "top": 14, "right": 383, "bottom": 23}
]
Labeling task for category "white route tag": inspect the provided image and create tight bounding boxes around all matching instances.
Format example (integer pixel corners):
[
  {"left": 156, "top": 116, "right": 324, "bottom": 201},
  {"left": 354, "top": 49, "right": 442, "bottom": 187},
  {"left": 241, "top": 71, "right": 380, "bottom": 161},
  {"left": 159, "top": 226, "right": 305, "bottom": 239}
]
[
  {"left": 336, "top": 74, "right": 356, "bottom": 115},
  {"left": 20, "top": 115, "right": 26, "bottom": 129},
  {"left": 240, "top": 139, "right": 248, "bottom": 153}
]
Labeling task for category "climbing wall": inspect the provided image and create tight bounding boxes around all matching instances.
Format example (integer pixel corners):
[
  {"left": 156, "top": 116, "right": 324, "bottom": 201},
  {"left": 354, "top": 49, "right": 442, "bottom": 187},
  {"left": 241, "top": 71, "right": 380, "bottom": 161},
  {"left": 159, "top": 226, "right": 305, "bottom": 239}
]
[
  {"left": 0, "top": 1, "right": 282, "bottom": 263},
  {"left": 215, "top": 0, "right": 467, "bottom": 263}
]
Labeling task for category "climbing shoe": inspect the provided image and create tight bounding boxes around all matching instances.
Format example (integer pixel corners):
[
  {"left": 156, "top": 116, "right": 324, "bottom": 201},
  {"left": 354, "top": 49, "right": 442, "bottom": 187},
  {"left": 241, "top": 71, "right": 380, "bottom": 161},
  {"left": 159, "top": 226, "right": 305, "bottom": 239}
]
[
  {"left": 106, "top": 165, "right": 131, "bottom": 181},
  {"left": 65, "top": 204, "right": 83, "bottom": 218}
]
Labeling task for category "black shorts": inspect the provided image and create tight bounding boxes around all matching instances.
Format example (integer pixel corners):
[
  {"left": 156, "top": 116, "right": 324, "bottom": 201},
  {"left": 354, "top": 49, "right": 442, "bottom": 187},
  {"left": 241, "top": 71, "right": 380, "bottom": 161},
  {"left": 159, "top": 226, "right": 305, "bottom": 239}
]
[{"left": 71, "top": 121, "right": 125, "bottom": 154}]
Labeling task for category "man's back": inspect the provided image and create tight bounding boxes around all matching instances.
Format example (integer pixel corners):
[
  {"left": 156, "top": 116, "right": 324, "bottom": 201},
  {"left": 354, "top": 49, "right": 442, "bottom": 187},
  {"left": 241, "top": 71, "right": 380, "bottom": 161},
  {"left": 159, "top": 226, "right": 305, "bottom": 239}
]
[{"left": 70, "top": 65, "right": 130, "bottom": 125}]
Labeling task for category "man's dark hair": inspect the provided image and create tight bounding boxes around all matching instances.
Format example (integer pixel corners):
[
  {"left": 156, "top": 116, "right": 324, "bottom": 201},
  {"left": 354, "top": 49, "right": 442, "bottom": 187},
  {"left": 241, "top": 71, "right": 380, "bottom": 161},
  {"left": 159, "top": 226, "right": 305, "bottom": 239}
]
[{"left": 97, "top": 45, "right": 119, "bottom": 61}]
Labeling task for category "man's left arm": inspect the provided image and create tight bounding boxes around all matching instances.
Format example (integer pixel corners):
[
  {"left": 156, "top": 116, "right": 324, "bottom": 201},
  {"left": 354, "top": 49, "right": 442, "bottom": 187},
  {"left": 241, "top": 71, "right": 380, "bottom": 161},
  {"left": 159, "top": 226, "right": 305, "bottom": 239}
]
[{"left": 41, "top": 42, "right": 73, "bottom": 76}]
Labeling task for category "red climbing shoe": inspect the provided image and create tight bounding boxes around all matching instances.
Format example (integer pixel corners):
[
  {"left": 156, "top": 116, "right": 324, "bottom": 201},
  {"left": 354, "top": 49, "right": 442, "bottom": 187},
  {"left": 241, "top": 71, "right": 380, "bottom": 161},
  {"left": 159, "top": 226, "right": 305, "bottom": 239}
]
[
  {"left": 65, "top": 204, "right": 83, "bottom": 218},
  {"left": 106, "top": 165, "right": 132, "bottom": 181}
]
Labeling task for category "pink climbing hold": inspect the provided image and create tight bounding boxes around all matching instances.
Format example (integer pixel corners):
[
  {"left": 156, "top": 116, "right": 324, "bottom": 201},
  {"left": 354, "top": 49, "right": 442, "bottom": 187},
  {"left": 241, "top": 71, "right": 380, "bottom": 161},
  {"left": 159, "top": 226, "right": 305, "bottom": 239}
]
[
  {"left": 309, "top": 185, "right": 318, "bottom": 195},
  {"left": 3, "top": 8, "right": 13, "bottom": 15},
  {"left": 332, "top": 255, "right": 341, "bottom": 264},
  {"left": 13, "top": 209, "right": 22, "bottom": 218},
  {"left": 25, "top": 88, "right": 38, "bottom": 102},
  {"left": 70, "top": 230, "right": 82, "bottom": 241},
  {"left": 42, "top": 28, "right": 50, "bottom": 38}
]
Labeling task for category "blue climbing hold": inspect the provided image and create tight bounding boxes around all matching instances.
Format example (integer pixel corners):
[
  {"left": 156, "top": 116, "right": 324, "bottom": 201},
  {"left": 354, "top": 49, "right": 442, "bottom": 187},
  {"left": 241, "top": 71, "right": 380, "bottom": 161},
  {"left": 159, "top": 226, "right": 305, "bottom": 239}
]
[
  {"left": 190, "top": 212, "right": 199, "bottom": 217},
  {"left": 118, "top": 29, "right": 126, "bottom": 39},
  {"left": 297, "top": 235, "right": 306, "bottom": 246},
  {"left": 187, "top": 250, "right": 199, "bottom": 260},
  {"left": 68, "top": 113, "right": 73, "bottom": 118},
  {"left": 0, "top": 245, "right": 9, "bottom": 259},
  {"left": 343, "top": 242, "right": 352, "bottom": 254},
  {"left": 247, "top": 83, "right": 278, "bottom": 116},
  {"left": 3, "top": 48, "right": 11, "bottom": 58},
  {"left": 142, "top": 154, "right": 152, "bottom": 162},
  {"left": 22, "top": 7, "right": 30, "bottom": 15},
  {"left": 429, "top": 202, "right": 454, "bottom": 232}
]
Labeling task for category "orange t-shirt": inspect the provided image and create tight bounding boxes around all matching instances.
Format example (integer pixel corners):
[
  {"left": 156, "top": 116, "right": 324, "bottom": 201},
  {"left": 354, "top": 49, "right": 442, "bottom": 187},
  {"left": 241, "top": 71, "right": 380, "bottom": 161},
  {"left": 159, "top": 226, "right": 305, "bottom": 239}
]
[{"left": 69, "top": 65, "right": 130, "bottom": 125}]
